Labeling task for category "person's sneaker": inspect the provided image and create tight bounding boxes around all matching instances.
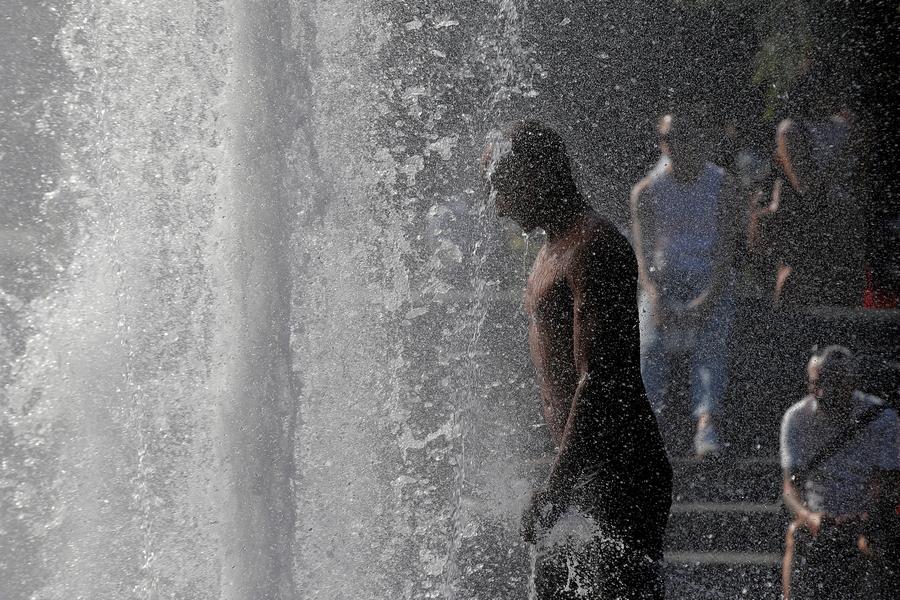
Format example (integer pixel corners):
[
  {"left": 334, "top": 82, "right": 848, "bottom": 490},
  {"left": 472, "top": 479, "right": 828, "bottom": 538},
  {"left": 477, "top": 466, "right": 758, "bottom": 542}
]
[{"left": 694, "top": 418, "right": 722, "bottom": 459}]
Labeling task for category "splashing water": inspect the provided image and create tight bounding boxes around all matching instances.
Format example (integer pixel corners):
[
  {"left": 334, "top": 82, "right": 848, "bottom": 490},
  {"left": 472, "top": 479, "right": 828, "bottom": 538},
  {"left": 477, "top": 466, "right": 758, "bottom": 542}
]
[
  {"left": 527, "top": 544, "right": 539, "bottom": 600},
  {"left": 2, "top": 1, "right": 546, "bottom": 599}
]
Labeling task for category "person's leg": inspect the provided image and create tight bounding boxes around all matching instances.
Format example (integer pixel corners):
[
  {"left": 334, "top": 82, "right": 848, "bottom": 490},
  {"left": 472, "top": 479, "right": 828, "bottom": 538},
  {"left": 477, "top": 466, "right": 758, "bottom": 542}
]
[
  {"left": 533, "top": 507, "right": 621, "bottom": 600},
  {"left": 790, "top": 532, "right": 828, "bottom": 600},
  {"left": 557, "top": 532, "right": 663, "bottom": 600},
  {"left": 690, "top": 292, "right": 734, "bottom": 420},
  {"left": 580, "top": 483, "right": 667, "bottom": 600},
  {"left": 617, "top": 546, "right": 666, "bottom": 600},
  {"left": 689, "top": 292, "right": 734, "bottom": 455},
  {"left": 861, "top": 552, "right": 898, "bottom": 600},
  {"left": 831, "top": 538, "right": 867, "bottom": 600},
  {"left": 620, "top": 493, "right": 668, "bottom": 600},
  {"left": 576, "top": 525, "right": 664, "bottom": 600}
]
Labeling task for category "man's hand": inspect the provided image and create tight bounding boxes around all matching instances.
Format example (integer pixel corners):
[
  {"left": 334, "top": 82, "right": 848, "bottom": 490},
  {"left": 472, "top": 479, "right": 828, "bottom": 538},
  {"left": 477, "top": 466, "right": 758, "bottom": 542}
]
[
  {"left": 803, "top": 511, "right": 824, "bottom": 537},
  {"left": 520, "top": 487, "right": 570, "bottom": 545}
]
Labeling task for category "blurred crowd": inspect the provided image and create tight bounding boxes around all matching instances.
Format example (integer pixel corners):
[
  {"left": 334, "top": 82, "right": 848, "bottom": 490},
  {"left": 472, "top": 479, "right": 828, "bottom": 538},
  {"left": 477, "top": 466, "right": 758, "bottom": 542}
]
[{"left": 628, "top": 81, "right": 899, "bottom": 597}]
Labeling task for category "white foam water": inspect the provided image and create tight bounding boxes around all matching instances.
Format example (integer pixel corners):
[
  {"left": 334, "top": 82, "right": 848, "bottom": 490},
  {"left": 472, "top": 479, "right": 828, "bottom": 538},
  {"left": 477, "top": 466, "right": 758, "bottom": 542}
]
[{"left": 3, "top": 1, "right": 546, "bottom": 599}]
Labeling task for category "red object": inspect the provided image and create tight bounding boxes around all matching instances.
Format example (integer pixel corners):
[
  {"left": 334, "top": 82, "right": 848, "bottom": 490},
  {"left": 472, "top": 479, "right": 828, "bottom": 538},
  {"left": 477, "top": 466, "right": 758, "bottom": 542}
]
[{"left": 863, "top": 268, "right": 899, "bottom": 309}]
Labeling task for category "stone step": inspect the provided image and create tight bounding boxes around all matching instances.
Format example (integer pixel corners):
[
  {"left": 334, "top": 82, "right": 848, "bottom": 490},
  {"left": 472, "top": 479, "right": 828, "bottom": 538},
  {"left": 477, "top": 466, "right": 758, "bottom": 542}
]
[
  {"left": 665, "top": 501, "right": 786, "bottom": 554},
  {"left": 664, "top": 558, "right": 781, "bottom": 600},
  {"left": 670, "top": 456, "right": 781, "bottom": 505}
]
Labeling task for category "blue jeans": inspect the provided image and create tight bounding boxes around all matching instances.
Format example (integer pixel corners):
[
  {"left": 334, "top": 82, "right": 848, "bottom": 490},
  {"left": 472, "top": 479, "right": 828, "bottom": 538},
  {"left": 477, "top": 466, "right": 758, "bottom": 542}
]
[{"left": 639, "top": 289, "right": 734, "bottom": 420}]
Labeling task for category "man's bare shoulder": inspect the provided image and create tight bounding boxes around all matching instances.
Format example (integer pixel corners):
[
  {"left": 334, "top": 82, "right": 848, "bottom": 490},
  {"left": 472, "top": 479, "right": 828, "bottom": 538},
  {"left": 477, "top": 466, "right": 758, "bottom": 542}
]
[
  {"left": 570, "top": 212, "right": 635, "bottom": 281},
  {"left": 581, "top": 211, "right": 631, "bottom": 251}
]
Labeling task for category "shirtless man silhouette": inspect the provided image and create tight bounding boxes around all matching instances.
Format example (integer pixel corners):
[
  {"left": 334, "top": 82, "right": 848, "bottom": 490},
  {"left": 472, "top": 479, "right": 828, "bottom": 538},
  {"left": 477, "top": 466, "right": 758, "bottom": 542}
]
[{"left": 484, "top": 120, "right": 672, "bottom": 599}]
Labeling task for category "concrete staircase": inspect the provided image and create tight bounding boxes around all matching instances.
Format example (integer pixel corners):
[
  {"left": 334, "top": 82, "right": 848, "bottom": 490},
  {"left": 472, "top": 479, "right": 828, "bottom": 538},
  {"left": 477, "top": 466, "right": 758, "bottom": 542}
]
[
  {"left": 658, "top": 305, "right": 900, "bottom": 599},
  {"left": 664, "top": 456, "right": 784, "bottom": 599}
]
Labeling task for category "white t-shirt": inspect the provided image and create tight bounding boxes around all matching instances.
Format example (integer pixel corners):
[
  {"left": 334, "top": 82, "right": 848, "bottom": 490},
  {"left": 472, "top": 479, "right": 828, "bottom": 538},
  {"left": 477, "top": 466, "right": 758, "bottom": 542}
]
[{"left": 780, "top": 391, "right": 899, "bottom": 515}]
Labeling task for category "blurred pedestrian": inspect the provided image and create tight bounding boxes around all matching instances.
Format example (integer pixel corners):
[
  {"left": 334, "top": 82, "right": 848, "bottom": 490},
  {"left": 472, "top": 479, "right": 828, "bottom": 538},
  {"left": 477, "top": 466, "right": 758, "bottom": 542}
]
[
  {"left": 770, "top": 73, "right": 866, "bottom": 307},
  {"left": 780, "top": 345, "right": 900, "bottom": 599},
  {"left": 717, "top": 116, "right": 777, "bottom": 302},
  {"left": 630, "top": 112, "right": 739, "bottom": 458}
]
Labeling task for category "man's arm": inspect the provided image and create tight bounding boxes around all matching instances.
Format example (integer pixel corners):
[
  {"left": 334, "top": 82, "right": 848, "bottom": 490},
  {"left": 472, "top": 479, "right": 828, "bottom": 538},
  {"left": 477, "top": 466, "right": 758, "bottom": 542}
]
[
  {"left": 747, "top": 178, "right": 781, "bottom": 252},
  {"left": 775, "top": 118, "right": 803, "bottom": 194},
  {"left": 780, "top": 408, "right": 824, "bottom": 535},
  {"left": 783, "top": 471, "right": 823, "bottom": 536}
]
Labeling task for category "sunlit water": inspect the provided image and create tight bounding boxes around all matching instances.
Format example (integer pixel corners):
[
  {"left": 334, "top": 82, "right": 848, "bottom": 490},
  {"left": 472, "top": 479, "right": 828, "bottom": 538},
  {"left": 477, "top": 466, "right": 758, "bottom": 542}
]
[{"left": 3, "top": 1, "right": 551, "bottom": 599}]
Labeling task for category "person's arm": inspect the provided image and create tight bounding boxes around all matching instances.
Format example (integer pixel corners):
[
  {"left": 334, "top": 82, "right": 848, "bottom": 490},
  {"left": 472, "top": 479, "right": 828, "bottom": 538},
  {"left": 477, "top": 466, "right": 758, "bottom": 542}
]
[
  {"left": 783, "top": 471, "right": 823, "bottom": 536},
  {"left": 771, "top": 120, "right": 800, "bottom": 305},
  {"left": 746, "top": 177, "right": 781, "bottom": 252},
  {"left": 780, "top": 407, "right": 824, "bottom": 535},
  {"left": 776, "top": 118, "right": 803, "bottom": 194},
  {"left": 629, "top": 177, "right": 658, "bottom": 303}
]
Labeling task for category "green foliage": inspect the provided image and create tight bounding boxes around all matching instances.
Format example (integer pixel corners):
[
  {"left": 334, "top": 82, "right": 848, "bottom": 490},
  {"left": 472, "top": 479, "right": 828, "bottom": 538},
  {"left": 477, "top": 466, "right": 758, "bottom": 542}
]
[{"left": 752, "top": 1, "right": 813, "bottom": 120}]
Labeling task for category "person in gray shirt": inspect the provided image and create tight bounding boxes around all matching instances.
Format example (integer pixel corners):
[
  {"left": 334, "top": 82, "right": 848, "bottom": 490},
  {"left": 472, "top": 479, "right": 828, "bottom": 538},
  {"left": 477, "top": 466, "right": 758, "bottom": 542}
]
[{"left": 780, "top": 345, "right": 899, "bottom": 599}]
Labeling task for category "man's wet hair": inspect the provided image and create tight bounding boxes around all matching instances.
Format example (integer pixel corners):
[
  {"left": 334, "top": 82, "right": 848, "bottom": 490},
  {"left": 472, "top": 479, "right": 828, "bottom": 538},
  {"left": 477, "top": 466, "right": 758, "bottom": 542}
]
[{"left": 488, "top": 120, "right": 578, "bottom": 199}]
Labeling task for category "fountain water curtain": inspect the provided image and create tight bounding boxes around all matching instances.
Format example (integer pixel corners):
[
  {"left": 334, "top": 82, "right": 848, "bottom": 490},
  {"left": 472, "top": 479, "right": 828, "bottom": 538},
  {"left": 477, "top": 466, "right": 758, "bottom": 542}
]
[{"left": 3, "top": 1, "right": 546, "bottom": 599}]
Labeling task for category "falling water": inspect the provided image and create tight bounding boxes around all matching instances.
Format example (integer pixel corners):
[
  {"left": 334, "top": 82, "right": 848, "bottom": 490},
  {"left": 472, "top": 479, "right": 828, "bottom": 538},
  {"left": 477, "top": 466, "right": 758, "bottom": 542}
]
[
  {"left": 527, "top": 545, "right": 539, "bottom": 600},
  {"left": 3, "top": 1, "right": 545, "bottom": 599}
]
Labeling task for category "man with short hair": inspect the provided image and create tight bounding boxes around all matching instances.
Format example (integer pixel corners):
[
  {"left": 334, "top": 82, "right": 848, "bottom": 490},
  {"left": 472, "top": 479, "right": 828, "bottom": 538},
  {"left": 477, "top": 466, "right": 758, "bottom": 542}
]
[
  {"left": 484, "top": 120, "right": 672, "bottom": 599},
  {"left": 780, "top": 345, "right": 900, "bottom": 599}
]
